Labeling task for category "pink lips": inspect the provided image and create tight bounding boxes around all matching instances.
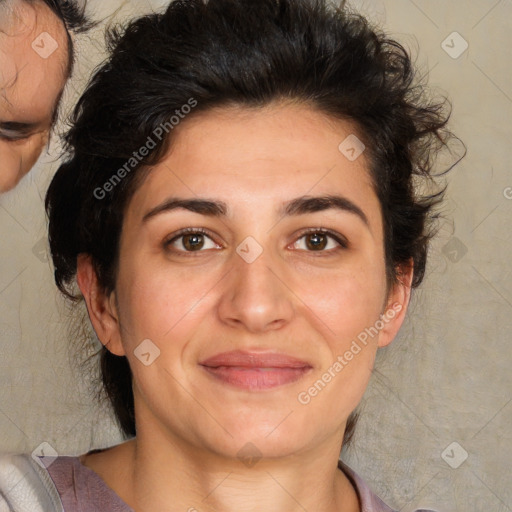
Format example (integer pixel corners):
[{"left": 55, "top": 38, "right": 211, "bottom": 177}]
[{"left": 199, "top": 350, "right": 312, "bottom": 390}]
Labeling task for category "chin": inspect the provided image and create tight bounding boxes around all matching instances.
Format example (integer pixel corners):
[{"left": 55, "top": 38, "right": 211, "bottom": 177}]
[{"left": 197, "top": 408, "right": 322, "bottom": 460}]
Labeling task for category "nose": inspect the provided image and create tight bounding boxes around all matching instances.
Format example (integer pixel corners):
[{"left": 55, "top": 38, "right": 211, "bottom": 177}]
[{"left": 217, "top": 244, "right": 295, "bottom": 334}]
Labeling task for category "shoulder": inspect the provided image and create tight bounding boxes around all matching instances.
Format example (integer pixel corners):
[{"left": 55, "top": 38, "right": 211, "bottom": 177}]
[
  {"left": 0, "top": 452, "right": 63, "bottom": 512},
  {"left": 340, "top": 460, "right": 440, "bottom": 512}
]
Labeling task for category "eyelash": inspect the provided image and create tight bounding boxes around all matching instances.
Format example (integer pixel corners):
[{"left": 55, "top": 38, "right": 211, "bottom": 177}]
[
  {"left": 0, "top": 131, "right": 30, "bottom": 142},
  {"left": 163, "top": 227, "right": 348, "bottom": 255}
]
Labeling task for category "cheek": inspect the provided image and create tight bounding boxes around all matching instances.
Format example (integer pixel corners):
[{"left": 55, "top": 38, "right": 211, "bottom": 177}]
[
  {"left": 114, "top": 256, "right": 218, "bottom": 350},
  {"left": 297, "top": 270, "right": 385, "bottom": 418},
  {"left": 0, "top": 138, "right": 45, "bottom": 191},
  {"left": 23, "top": 135, "right": 47, "bottom": 168},
  {"left": 0, "top": 145, "right": 24, "bottom": 192},
  {"left": 0, "top": 132, "right": 46, "bottom": 164},
  {"left": 304, "top": 253, "right": 388, "bottom": 344},
  {"left": 114, "top": 263, "right": 212, "bottom": 416}
]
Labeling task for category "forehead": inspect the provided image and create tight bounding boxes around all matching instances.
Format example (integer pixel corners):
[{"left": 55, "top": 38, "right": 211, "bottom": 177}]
[
  {"left": 0, "top": 0, "right": 69, "bottom": 122},
  {"left": 127, "top": 103, "right": 382, "bottom": 235},
  {"left": 155, "top": 103, "right": 374, "bottom": 191}
]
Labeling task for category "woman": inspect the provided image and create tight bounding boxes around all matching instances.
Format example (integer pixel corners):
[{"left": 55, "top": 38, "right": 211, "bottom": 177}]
[{"left": 0, "top": 0, "right": 454, "bottom": 510}]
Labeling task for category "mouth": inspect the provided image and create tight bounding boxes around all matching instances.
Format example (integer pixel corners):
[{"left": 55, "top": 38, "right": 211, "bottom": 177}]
[{"left": 199, "top": 350, "right": 313, "bottom": 391}]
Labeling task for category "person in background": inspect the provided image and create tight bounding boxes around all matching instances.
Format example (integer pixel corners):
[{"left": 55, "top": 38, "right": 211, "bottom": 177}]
[{"left": 0, "top": 0, "right": 90, "bottom": 192}]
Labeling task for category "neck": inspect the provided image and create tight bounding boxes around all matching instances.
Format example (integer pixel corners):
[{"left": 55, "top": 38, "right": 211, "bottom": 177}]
[{"left": 107, "top": 431, "right": 360, "bottom": 512}]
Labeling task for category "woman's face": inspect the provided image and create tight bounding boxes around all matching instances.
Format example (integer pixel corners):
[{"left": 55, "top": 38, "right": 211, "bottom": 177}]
[
  {"left": 82, "top": 102, "right": 411, "bottom": 459},
  {"left": 0, "top": 0, "right": 69, "bottom": 192}
]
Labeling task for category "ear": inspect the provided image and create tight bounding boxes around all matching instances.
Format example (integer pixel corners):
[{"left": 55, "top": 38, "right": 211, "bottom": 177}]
[
  {"left": 377, "top": 260, "right": 414, "bottom": 348},
  {"left": 76, "top": 254, "right": 125, "bottom": 356}
]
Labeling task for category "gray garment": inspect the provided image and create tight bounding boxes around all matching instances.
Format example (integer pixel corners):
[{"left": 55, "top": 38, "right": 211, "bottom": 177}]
[
  {"left": 0, "top": 452, "right": 438, "bottom": 512},
  {"left": 0, "top": 453, "right": 63, "bottom": 512}
]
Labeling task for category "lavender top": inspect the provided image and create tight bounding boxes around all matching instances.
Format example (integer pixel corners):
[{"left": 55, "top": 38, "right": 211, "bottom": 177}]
[{"left": 46, "top": 455, "right": 133, "bottom": 512}]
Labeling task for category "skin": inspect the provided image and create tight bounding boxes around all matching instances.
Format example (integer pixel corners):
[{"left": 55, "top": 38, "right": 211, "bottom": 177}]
[
  {"left": 0, "top": 0, "right": 69, "bottom": 192},
  {"left": 77, "top": 102, "right": 413, "bottom": 512}
]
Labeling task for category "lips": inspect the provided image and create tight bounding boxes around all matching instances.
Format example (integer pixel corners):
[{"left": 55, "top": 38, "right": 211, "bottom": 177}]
[{"left": 199, "top": 350, "right": 312, "bottom": 390}]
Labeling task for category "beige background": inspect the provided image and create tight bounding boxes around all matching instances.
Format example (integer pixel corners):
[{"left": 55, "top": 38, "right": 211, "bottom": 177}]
[{"left": 1, "top": 1, "right": 511, "bottom": 511}]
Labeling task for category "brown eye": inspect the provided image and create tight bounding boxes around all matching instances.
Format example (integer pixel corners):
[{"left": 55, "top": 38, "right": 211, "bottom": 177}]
[
  {"left": 305, "top": 232, "right": 328, "bottom": 250},
  {"left": 164, "top": 229, "right": 220, "bottom": 253},
  {"left": 182, "top": 233, "right": 205, "bottom": 251},
  {"left": 292, "top": 229, "right": 347, "bottom": 252}
]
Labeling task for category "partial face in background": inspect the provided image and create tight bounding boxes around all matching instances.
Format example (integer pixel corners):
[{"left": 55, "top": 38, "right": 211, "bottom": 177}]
[{"left": 0, "top": 0, "right": 69, "bottom": 192}]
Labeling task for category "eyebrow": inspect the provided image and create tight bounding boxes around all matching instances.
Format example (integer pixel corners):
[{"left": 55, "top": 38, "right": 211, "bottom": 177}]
[{"left": 142, "top": 194, "right": 369, "bottom": 227}]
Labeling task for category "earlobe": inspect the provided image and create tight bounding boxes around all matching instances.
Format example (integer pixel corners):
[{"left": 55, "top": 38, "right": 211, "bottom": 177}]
[
  {"left": 377, "top": 261, "right": 414, "bottom": 348},
  {"left": 76, "top": 254, "right": 126, "bottom": 356}
]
